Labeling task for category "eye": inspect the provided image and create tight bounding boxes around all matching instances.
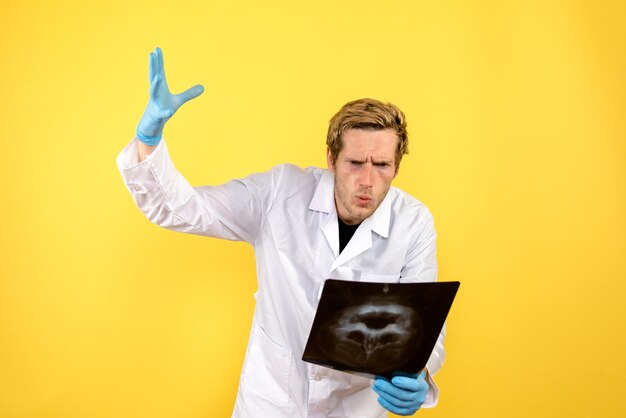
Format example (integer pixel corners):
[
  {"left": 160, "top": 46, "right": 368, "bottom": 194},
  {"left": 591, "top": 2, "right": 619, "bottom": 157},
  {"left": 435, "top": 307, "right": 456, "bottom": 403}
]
[{"left": 350, "top": 160, "right": 363, "bottom": 166}]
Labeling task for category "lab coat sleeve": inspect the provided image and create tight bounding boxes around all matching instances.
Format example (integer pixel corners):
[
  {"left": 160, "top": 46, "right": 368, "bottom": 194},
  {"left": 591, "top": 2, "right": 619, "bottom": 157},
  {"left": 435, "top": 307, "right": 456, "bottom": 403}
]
[
  {"left": 400, "top": 205, "right": 445, "bottom": 408},
  {"left": 116, "top": 138, "right": 272, "bottom": 244}
]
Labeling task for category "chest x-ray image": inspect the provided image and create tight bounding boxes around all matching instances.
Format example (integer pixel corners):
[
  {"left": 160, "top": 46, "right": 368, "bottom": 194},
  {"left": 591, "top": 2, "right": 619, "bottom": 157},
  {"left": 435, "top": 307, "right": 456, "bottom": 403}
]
[{"left": 303, "top": 279, "right": 460, "bottom": 379}]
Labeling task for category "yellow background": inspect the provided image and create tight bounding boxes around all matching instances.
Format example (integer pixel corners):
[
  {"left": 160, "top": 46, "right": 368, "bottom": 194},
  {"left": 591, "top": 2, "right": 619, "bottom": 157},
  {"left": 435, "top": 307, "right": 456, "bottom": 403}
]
[{"left": 1, "top": 0, "right": 624, "bottom": 417}]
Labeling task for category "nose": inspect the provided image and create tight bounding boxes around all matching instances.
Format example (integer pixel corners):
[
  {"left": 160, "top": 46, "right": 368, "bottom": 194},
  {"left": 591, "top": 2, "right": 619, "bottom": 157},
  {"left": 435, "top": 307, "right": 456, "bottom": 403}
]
[{"left": 360, "top": 163, "right": 373, "bottom": 188}]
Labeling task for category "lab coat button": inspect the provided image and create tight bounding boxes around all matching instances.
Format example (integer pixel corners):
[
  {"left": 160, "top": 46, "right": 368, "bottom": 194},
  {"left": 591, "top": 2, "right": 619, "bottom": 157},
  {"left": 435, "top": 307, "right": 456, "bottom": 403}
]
[{"left": 129, "top": 183, "right": 147, "bottom": 195}]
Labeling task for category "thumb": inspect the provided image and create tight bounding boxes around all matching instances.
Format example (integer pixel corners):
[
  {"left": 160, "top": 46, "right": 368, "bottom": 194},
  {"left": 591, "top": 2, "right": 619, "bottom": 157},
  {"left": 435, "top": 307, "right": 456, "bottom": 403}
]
[{"left": 176, "top": 84, "right": 205, "bottom": 106}]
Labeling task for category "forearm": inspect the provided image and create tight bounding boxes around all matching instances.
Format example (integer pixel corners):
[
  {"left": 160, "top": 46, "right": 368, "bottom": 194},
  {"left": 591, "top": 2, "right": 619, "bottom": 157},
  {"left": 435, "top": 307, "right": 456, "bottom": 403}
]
[
  {"left": 117, "top": 138, "right": 266, "bottom": 243},
  {"left": 136, "top": 138, "right": 157, "bottom": 162},
  {"left": 118, "top": 139, "right": 227, "bottom": 238}
]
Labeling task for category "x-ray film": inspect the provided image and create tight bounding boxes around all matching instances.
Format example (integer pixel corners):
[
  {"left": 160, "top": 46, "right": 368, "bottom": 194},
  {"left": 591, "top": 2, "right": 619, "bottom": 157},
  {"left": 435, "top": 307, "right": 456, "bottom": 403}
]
[{"left": 302, "top": 279, "right": 460, "bottom": 379}]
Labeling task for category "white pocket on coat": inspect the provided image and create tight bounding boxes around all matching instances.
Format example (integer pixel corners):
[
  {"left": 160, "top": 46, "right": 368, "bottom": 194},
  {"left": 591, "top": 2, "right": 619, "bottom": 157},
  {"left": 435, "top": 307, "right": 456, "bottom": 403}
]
[{"left": 242, "top": 324, "right": 293, "bottom": 407}]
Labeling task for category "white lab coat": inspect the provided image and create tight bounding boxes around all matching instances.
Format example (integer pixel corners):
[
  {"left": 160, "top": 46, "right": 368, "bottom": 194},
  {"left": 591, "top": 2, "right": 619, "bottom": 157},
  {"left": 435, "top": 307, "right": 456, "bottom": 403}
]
[{"left": 117, "top": 138, "right": 446, "bottom": 418}]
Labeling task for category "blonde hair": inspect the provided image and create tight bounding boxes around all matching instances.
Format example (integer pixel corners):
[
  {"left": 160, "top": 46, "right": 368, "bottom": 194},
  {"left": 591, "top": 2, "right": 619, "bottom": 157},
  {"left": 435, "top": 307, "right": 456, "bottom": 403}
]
[{"left": 326, "top": 98, "right": 409, "bottom": 167}]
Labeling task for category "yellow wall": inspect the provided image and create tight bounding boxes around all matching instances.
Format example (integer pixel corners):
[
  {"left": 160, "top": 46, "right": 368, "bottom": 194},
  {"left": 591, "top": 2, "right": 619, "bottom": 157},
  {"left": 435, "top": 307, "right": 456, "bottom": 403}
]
[{"left": 1, "top": 1, "right": 624, "bottom": 417}]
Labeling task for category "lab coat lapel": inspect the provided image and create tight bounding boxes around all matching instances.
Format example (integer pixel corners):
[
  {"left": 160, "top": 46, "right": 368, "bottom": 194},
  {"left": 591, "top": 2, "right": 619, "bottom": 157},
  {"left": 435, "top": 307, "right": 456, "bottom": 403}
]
[
  {"left": 330, "top": 218, "right": 373, "bottom": 271},
  {"left": 330, "top": 188, "right": 393, "bottom": 272},
  {"left": 321, "top": 215, "right": 339, "bottom": 258}
]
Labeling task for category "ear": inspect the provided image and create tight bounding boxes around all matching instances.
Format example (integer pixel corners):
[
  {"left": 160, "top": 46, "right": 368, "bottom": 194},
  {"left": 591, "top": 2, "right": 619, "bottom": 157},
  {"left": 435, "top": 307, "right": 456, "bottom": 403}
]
[{"left": 327, "top": 147, "right": 336, "bottom": 173}]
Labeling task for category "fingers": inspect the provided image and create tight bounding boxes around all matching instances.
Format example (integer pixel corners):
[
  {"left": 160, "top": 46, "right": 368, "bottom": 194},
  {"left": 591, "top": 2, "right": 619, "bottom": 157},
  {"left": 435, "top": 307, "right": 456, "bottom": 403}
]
[
  {"left": 373, "top": 384, "right": 420, "bottom": 408},
  {"left": 376, "top": 396, "right": 419, "bottom": 416},
  {"left": 373, "top": 374, "right": 428, "bottom": 415},
  {"left": 149, "top": 51, "right": 157, "bottom": 82},
  {"left": 374, "top": 378, "right": 421, "bottom": 402},
  {"left": 146, "top": 47, "right": 202, "bottom": 110},
  {"left": 155, "top": 47, "right": 164, "bottom": 78},
  {"left": 391, "top": 374, "right": 428, "bottom": 392},
  {"left": 149, "top": 75, "right": 162, "bottom": 100},
  {"left": 177, "top": 84, "right": 205, "bottom": 105}
]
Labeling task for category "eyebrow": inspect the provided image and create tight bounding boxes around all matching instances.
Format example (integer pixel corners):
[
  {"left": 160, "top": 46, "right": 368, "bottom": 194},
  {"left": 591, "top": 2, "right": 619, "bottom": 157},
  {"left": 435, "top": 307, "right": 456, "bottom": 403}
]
[
  {"left": 371, "top": 158, "right": 393, "bottom": 165},
  {"left": 343, "top": 156, "right": 394, "bottom": 165}
]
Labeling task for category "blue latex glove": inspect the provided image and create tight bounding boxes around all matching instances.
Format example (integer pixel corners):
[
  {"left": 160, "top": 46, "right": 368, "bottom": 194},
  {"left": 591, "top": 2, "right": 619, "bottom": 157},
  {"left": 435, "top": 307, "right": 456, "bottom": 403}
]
[
  {"left": 372, "top": 371, "right": 428, "bottom": 416},
  {"left": 136, "top": 47, "right": 204, "bottom": 146}
]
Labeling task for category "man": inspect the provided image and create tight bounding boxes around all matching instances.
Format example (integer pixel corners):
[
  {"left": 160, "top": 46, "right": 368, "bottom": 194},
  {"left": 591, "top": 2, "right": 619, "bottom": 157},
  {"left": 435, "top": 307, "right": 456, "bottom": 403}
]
[{"left": 117, "top": 47, "right": 446, "bottom": 417}]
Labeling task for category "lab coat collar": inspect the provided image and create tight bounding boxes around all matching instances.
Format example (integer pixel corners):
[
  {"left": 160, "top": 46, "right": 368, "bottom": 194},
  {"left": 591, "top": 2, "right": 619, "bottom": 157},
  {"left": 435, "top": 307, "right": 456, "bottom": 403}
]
[
  {"left": 309, "top": 169, "right": 392, "bottom": 238},
  {"left": 309, "top": 169, "right": 335, "bottom": 213},
  {"left": 309, "top": 169, "right": 392, "bottom": 264},
  {"left": 370, "top": 189, "right": 392, "bottom": 239}
]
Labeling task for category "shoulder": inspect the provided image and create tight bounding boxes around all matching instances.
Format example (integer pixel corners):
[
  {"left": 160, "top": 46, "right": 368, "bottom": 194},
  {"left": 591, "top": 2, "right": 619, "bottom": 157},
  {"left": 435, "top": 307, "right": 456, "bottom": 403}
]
[
  {"left": 245, "top": 164, "right": 325, "bottom": 199},
  {"left": 262, "top": 164, "right": 324, "bottom": 187},
  {"left": 271, "top": 163, "right": 323, "bottom": 178},
  {"left": 242, "top": 163, "right": 320, "bottom": 183},
  {"left": 386, "top": 186, "right": 436, "bottom": 245},
  {"left": 388, "top": 186, "right": 434, "bottom": 223}
]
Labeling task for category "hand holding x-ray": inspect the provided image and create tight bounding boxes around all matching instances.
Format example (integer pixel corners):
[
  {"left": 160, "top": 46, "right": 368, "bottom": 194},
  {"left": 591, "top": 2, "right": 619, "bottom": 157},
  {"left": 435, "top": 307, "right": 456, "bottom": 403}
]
[
  {"left": 373, "top": 371, "right": 429, "bottom": 416},
  {"left": 136, "top": 47, "right": 204, "bottom": 146}
]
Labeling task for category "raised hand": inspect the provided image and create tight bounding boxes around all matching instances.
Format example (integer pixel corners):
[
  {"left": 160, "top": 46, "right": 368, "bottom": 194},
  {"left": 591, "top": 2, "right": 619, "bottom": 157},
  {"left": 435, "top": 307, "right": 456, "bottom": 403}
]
[{"left": 136, "top": 47, "right": 204, "bottom": 146}]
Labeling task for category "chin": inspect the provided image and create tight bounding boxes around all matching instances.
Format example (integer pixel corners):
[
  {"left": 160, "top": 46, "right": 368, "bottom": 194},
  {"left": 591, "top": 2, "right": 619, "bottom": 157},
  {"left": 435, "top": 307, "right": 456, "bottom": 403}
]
[{"left": 353, "top": 209, "right": 373, "bottom": 221}]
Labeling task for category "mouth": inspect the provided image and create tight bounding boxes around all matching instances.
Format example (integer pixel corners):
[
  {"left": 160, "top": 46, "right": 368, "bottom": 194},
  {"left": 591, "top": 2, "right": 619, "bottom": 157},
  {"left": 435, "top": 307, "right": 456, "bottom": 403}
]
[{"left": 356, "top": 195, "right": 372, "bottom": 206}]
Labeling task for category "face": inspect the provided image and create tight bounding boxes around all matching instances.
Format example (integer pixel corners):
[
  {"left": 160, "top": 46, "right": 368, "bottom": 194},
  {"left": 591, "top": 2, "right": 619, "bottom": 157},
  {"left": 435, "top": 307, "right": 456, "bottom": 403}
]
[{"left": 327, "top": 128, "right": 398, "bottom": 225}]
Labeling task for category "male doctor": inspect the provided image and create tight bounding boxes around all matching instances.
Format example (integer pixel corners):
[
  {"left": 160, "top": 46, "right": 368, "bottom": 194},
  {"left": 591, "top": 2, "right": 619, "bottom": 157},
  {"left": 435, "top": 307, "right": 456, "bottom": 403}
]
[{"left": 117, "top": 47, "right": 446, "bottom": 417}]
